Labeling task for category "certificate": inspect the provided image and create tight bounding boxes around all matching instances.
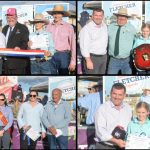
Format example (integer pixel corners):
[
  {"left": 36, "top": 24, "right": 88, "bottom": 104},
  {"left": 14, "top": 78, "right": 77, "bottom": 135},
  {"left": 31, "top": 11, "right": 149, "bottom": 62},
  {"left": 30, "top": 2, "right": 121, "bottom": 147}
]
[
  {"left": 126, "top": 134, "right": 150, "bottom": 149},
  {"left": 26, "top": 127, "right": 41, "bottom": 141},
  {"left": 30, "top": 33, "right": 49, "bottom": 49}
]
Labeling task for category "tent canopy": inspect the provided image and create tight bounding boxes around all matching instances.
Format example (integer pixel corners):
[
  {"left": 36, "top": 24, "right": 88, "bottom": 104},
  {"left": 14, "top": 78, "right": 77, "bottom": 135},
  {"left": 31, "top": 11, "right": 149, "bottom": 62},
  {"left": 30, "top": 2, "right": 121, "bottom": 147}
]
[
  {"left": 30, "top": 81, "right": 48, "bottom": 93},
  {"left": 83, "top": 1, "right": 102, "bottom": 10}
]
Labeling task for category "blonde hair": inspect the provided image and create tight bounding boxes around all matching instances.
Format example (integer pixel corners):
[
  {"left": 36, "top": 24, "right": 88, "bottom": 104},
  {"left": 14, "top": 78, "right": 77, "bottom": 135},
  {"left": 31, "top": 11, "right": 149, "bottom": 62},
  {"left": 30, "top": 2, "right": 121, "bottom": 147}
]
[{"left": 136, "top": 101, "right": 150, "bottom": 113}]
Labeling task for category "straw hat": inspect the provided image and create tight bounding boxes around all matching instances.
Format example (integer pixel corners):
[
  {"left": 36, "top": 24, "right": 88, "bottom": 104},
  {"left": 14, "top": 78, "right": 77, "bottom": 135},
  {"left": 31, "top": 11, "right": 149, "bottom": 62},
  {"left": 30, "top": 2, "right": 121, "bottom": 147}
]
[
  {"left": 142, "top": 84, "right": 150, "bottom": 91},
  {"left": 113, "top": 8, "right": 131, "bottom": 18},
  {"left": 46, "top": 5, "right": 70, "bottom": 17},
  {"left": 29, "top": 13, "right": 49, "bottom": 25},
  {"left": 87, "top": 82, "right": 97, "bottom": 89}
]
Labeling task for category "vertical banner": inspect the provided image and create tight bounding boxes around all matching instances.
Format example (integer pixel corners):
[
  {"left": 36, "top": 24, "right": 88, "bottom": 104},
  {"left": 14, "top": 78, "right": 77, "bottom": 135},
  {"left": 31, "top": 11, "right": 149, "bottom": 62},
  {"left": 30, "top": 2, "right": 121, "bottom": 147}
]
[
  {"left": 0, "top": 76, "right": 18, "bottom": 100},
  {"left": 49, "top": 76, "right": 76, "bottom": 100},
  {"left": 2, "top": 5, "right": 33, "bottom": 33},
  {"left": 34, "top": 3, "right": 69, "bottom": 23},
  {"left": 102, "top": 1, "right": 142, "bottom": 33},
  {"left": 145, "top": 1, "right": 150, "bottom": 24}
]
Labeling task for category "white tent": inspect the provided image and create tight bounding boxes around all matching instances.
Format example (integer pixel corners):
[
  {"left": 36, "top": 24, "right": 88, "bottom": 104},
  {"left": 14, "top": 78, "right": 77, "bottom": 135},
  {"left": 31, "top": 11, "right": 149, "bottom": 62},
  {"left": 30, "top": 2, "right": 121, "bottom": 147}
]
[{"left": 83, "top": 1, "right": 102, "bottom": 10}]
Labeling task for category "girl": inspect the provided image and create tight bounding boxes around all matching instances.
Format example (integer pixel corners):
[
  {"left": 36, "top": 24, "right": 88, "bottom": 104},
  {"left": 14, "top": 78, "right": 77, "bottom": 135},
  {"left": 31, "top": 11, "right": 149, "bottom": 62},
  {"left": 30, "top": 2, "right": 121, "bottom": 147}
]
[
  {"left": 127, "top": 102, "right": 150, "bottom": 138},
  {"left": 133, "top": 23, "right": 150, "bottom": 74},
  {"left": 0, "top": 93, "right": 13, "bottom": 149}
]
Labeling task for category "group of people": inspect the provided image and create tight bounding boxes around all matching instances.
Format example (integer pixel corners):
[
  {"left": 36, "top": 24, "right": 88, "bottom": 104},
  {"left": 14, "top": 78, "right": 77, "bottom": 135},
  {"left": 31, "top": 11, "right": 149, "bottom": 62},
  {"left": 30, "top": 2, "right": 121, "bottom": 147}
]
[
  {"left": 0, "top": 88, "right": 71, "bottom": 149},
  {"left": 94, "top": 83, "right": 150, "bottom": 149},
  {"left": 0, "top": 4, "right": 76, "bottom": 75},
  {"left": 79, "top": 7, "right": 150, "bottom": 74}
]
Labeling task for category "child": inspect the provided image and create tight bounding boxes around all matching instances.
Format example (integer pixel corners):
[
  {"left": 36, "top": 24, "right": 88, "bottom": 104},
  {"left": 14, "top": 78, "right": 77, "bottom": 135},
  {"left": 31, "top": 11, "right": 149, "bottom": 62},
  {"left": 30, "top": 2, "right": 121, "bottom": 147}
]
[
  {"left": 127, "top": 102, "right": 150, "bottom": 138},
  {"left": 133, "top": 23, "right": 150, "bottom": 74},
  {"left": 28, "top": 13, "right": 56, "bottom": 74}
]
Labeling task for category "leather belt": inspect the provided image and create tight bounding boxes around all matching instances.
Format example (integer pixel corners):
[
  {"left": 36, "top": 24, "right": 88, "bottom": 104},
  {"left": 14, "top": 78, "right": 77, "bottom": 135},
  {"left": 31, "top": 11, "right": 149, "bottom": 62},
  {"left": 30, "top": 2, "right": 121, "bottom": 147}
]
[
  {"left": 90, "top": 53, "right": 106, "bottom": 57},
  {"left": 110, "top": 56, "right": 129, "bottom": 60}
]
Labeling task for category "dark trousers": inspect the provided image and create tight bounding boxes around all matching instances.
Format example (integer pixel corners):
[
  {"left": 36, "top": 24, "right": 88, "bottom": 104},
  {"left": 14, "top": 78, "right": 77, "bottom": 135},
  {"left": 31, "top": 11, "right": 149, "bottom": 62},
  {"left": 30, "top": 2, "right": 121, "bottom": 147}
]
[
  {"left": 0, "top": 126, "right": 10, "bottom": 149},
  {"left": 53, "top": 51, "right": 71, "bottom": 75},
  {"left": 47, "top": 135, "right": 68, "bottom": 149},
  {"left": 83, "top": 54, "right": 107, "bottom": 74},
  {"left": 20, "top": 128, "right": 38, "bottom": 150}
]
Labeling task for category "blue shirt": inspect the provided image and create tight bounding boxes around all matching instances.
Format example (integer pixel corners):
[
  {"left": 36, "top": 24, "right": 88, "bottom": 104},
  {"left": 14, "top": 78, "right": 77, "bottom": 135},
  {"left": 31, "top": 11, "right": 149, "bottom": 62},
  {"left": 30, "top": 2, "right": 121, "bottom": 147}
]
[
  {"left": 108, "top": 22, "right": 136, "bottom": 58},
  {"left": 127, "top": 117, "right": 150, "bottom": 137},
  {"left": 17, "top": 101, "right": 45, "bottom": 133},
  {"left": 78, "top": 92, "right": 102, "bottom": 125},
  {"left": 133, "top": 36, "right": 150, "bottom": 49},
  {"left": 140, "top": 95, "right": 150, "bottom": 105},
  {"left": 42, "top": 99, "right": 71, "bottom": 136},
  {"left": 29, "top": 29, "right": 55, "bottom": 60},
  {"left": 0, "top": 105, "right": 13, "bottom": 131}
]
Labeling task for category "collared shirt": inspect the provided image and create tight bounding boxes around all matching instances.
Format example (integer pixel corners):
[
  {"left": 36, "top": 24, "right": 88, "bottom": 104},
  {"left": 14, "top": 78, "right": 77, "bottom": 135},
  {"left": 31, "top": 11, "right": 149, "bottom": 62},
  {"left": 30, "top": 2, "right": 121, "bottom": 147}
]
[
  {"left": 29, "top": 29, "right": 55, "bottom": 60},
  {"left": 17, "top": 101, "right": 46, "bottom": 133},
  {"left": 127, "top": 117, "right": 150, "bottom": 137},
  {"left": 79, "top": 20, "right": 108, "bottom": 57},
  {"left": 78, "top": 92, "right": 102, "bottom": 125},
  {"left": 46, "top": 20, "right": 76, "bottom": 65},
  {"left": 0, "top": 105, "right": 13, "bottom": 131},
  {"left": 94, "top": 100, "right": 132, "bottom": 143},
  {"left": 140, "top": 95, "right": 150, "bottom": 105},
  {"left": 133, "top": 36, "right": 150, "bottom": 50},
  {"left": 42, "top": 99, "right": 71, "bottom": 136},
  {"left": 108, "top": 22, "right": 136, "bottom": 58},
  {"left": 6, "top": 26, "right": 15, "bottom": 44}
]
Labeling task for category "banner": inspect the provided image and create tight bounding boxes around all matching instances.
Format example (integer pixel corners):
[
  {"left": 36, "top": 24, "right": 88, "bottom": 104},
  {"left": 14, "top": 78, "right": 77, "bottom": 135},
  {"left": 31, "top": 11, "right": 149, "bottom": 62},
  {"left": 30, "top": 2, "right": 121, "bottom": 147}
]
[
  {"left": 145, "top": 1, "right": 150, "bottom": 24},
  {"left": 0, "top": 48, "right": 45, "bottom": 57},
  {"left": 102, "top": 1, "right": 142, "bottom": 33},
  {"left": 0, "top": 76, "right": 18, "bottom": 100},
  {"left": 34, "top": 3, "right": 69, "bottom": 23},
  {"left": 2, "top": 5, "right": 33, "bottom": 33},
  {"left": 49, "top": 76, "right": 76, "bottom": 100}
]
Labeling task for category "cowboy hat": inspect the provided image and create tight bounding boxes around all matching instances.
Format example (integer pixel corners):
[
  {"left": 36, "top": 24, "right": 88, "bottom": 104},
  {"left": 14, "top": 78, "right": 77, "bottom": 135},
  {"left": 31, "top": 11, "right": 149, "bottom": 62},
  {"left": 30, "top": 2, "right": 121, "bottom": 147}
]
[
  {"left": 46, "top": 5, "right": 70, "bottom": 17},
  {"left": 142, "top": 84, "right": 150, "bottom": 91},
  {"left": 87, "top": 82, "right": 97, "bottom": 89},
  {"left": 29, "top": 13, "right": 49, "bottom": 25},
  {"left": 113, "top": 8, "right": 131, "bottom": 18}
]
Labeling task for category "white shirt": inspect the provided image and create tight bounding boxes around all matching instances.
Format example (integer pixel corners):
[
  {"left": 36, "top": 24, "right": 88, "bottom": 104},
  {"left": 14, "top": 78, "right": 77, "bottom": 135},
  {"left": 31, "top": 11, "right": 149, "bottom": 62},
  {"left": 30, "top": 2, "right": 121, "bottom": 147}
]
[
  {"left": 6, "top": 26, "right": 14, "bottom": 44},
  {"left": 79, "top": 20, "right": 108, "bottom": 57},
  {"left": 94, "top": 100, "right": 132, "bottom": 145},
  {"left": 0, "top": 32, "right": 6, "bottom": 48}
]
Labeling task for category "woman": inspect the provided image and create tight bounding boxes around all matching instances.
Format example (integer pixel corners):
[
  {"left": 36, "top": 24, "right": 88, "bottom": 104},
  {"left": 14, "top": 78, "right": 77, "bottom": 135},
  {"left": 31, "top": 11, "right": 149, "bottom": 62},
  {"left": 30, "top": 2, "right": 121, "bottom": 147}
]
[{"left": 0, "top": 93, "right": 13, "bottom": 149}]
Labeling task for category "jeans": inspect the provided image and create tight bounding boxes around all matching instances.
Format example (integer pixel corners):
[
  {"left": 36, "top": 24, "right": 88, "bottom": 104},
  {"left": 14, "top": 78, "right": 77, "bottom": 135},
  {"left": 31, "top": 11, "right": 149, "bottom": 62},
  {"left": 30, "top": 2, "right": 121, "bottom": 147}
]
[
  {"left": 53, "top": 51, "right": 71, "bottom": 75},
  {"left": 31, "top": 60, "right": 51, "bottom": 74},
  {"left": 107, "top": 57, "right": 132, "bottom": 74},
  {"left": 47, "top": 135, "right": 68, "bottom": 149}
]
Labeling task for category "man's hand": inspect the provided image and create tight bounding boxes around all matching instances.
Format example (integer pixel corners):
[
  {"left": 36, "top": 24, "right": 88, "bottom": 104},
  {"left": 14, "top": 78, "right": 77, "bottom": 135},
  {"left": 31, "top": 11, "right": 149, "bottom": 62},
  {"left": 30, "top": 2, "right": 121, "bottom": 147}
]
[
  {"left": 110, "top": 137, "right": 126, "bottom": 148},
  {"left": 0, "top": 130, "right": 4, "bottom": 137},
  {"left": 14, "top": 47, "right": 20, "bottom": 50},
  {"left": 28, "top": 40, "right": 32, "bottom": 48},
  {"left": 48, "top": 126, "right": 57, "bottom": 136},
  {"left": 85, "top": 58, "right": 93, "bottom": 70},
  {"left": 23, "top": 125, "right": 29, "bottom": 132},
  {"left": 69, "top": 63, "right": 75, "bottom": 72}
]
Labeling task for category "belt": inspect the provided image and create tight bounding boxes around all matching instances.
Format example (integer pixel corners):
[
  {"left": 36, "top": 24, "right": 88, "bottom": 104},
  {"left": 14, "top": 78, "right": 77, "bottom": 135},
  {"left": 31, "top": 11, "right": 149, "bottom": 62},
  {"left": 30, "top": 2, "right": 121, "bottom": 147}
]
[
  {"left": 56, "top": 50, "right": 70, "bottom": 53},
  {"left": 36, "top": 58, "right": 47, "bottom": 63},
  {"left": 90, "top": 53, "right": 106, "bottom": 57},
  {"left": 110, "top": 56, "right": 129, "bottom": 60}
]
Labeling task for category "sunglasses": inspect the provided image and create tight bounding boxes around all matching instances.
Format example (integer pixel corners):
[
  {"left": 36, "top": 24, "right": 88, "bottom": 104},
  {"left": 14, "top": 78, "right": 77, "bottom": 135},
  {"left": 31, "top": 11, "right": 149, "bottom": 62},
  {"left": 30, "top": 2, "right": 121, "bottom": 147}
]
[
  {"left": 0, "top": 99, "right": 5, "bottom": 101},
  {"left": 30, "top": 95, "right": 37, "bottom": 98}
]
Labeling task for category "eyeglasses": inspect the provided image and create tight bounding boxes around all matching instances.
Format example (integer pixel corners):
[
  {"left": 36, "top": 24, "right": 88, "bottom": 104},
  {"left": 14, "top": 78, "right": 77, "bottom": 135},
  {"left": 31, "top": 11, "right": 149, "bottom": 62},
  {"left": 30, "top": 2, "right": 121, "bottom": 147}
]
[
  {"left": 30, "top": 95, "right": 37, "bottom": 98},
  {"left": 0, "top": 99, "right": 5, "bottom": 101}
]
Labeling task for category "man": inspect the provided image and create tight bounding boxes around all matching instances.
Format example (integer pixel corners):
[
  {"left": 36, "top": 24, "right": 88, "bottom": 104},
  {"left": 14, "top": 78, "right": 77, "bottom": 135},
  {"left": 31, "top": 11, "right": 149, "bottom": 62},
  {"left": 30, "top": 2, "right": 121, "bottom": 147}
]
[
  {"left": 17, "top": 90, "right": 46, "bottom": 149},
  {"left": 140, "top": 86, "right": 150, "bottom": 105},
  {"left": 107, "top": 8, "right": 136, "bottom": 74},
  {"left": 2, "top": 8, "right": 29, "bottom": 74},
  {"left": 94, "top": 83, "right": 132, "bottom": 149},
  {"left": 42, "top": 88, "right": 71, "bottom": 149},
  {"left": 78, "top": 81, "right": 103, "bottom": 125},
  {"left": 79, "top": 8, "right": 108, "bottom": 74},
  {"left": 46, "top": 5, "right": 76, "bottom": 74}
]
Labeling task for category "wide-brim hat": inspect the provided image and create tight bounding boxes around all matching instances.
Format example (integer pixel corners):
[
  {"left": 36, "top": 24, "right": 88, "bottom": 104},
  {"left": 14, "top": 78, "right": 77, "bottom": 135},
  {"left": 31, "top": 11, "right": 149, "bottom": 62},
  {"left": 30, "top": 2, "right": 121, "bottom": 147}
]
[
  {"left": 142, "top": 85, "right": 150, "bottom": 91},
  {"left": 87, "top": 82, "right": 97, "bottom": 89},
  {"left": 46, "top": 5, "right": 70, "bottom": 17},
  {"left": 113, "top": 8, "right": 131, "bottom": 18},
  {"left": 29, "top": 13, "right": 49, "bottom": 25}
]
